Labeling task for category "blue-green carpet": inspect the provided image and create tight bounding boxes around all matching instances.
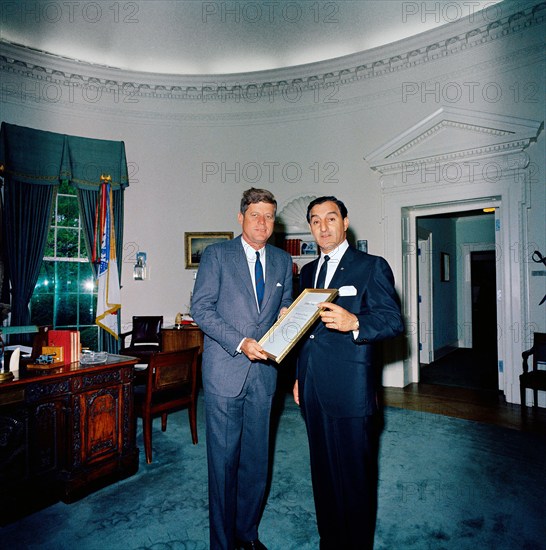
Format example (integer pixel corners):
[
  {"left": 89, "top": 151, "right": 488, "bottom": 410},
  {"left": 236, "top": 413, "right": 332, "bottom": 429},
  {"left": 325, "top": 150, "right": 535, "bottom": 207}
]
[{"left": 1, "top": 391, "right": 545, "bottom": 550}]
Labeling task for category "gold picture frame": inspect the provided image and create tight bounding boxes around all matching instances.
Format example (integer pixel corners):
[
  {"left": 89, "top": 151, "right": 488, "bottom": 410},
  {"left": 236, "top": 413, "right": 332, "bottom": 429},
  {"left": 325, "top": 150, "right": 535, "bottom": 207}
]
[
  {"left": 258, "top": 288, "right": 339, "bottom": 363},
  {"left": 185, "top": 232, "right": 234, "bottom": 269}
]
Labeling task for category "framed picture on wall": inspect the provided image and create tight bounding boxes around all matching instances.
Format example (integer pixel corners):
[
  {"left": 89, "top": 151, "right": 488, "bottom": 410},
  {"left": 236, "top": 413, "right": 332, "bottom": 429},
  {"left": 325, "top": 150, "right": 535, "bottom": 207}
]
[
  {"left": 441, "top": 252, "right": 450, "bottom": 282},
  {"left": 185, "top": 232, "right": 233, "bottom": 269},
  {"left": 300, "top": 241, "right": 318, "bottom": 255},
  {"left": 357, "top": 240, "right": 368, "bottom": 253}
]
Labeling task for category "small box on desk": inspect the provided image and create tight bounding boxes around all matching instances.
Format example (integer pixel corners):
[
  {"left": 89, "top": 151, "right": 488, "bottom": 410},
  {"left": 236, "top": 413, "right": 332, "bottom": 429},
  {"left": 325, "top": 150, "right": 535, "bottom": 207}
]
[{"left": 41, "top": 346, "right": 64, "bottom": 363}]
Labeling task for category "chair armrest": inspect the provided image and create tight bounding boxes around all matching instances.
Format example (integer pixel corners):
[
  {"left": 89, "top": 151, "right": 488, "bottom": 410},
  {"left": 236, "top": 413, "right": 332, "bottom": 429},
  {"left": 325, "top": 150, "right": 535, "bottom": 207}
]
[
  {"left": 119, "top": 330, "right": 133, "bottom": 349},
  {"left": 522, "top": 344, "right": 535, "bottom": 373}
]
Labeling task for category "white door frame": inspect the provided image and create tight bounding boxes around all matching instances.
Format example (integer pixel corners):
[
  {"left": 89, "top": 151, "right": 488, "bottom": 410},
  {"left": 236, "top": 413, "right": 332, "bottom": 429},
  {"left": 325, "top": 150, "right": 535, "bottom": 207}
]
[
  {"left": 383, "top": 186, "right": 523, "bottom": 401},
  {"left": 365, "top": 107, "right": 540, "bottom": 403},
  {"left": 417, "top": 229, "right": 433, "bottom": 366}
]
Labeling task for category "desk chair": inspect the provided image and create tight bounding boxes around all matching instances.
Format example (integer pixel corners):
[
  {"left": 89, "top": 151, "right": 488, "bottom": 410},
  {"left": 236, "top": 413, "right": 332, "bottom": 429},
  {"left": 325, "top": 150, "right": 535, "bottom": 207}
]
[
  {"left": 119, "top": 316, "right": 163, "bottom": 364},
  {"left": 134, "top": 347, "right": 199, "bottom": 463},
  {"left": 520, "top": 332, "right": 546, "bottom": 413}
]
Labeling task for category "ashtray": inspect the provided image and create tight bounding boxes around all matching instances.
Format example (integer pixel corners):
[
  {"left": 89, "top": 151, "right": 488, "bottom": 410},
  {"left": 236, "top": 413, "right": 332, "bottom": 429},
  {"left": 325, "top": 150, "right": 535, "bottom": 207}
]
[{"left": 80, "top": 351, "right": 108, "bottom": 365}]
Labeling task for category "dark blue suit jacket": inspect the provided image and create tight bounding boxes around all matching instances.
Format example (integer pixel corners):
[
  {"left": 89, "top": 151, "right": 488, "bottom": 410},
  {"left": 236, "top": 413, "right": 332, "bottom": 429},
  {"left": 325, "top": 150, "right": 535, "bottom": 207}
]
[{"left": 298, "top": 246, "right": 404, "bottom": 417}]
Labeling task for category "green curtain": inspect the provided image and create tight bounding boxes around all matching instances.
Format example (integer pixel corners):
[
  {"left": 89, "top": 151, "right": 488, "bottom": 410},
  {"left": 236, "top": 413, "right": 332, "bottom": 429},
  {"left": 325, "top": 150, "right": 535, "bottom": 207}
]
[
  {"left": 0, "top": 124, "right": 64, "bottom": 329},
  {"left": 0, "top": 124, "right": 69, "bottom": 185},
  {"left": 61, "top": 134, "right": 129, "bottom": 191},
  {"left": 0, "top": 123, "right": 129, "bottom": 352},
  {"left": 0, "top": 178, "right": 10, "bottom": 312}
]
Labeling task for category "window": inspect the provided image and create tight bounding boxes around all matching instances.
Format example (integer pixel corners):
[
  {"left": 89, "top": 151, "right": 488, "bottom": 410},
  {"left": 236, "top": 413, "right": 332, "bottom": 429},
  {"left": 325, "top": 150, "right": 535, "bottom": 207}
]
[{"left": 30, "top": 180, "right": 98, "bottom": 349}]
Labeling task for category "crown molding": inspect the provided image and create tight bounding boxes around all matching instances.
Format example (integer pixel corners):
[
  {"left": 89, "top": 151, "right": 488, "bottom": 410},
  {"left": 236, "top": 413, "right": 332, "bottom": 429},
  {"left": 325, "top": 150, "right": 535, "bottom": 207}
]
[
  {"left": 1, "top": 38, "right": 542, "bottom": 127},
  {"left": 1, "top": 1, "right": 544, "bottom": 105}
]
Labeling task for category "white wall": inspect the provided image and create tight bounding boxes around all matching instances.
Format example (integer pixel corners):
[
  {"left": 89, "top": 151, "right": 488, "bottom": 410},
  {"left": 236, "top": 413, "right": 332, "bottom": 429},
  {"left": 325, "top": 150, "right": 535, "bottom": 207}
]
[{"left": 1, "top": 0, "right": 544, "bottom": 396}]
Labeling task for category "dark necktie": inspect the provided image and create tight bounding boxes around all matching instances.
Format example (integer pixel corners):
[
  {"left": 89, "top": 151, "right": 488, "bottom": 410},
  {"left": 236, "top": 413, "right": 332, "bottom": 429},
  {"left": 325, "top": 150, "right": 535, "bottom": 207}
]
[
  {"left": 315, "top": 255, "right": 330, "bottom": 288},
  {"left": 255, "top": 251, "right": 265, "bottom": 306}
]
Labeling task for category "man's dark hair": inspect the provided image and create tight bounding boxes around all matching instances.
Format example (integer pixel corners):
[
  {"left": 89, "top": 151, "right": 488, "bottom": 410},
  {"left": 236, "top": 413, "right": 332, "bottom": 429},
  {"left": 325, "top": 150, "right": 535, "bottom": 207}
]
[
  {"left": 306, "top": 196, "right": 348, "bottom": 222},
  {"left": 240, "top": 188, "right": 277, "bottom": 215}
]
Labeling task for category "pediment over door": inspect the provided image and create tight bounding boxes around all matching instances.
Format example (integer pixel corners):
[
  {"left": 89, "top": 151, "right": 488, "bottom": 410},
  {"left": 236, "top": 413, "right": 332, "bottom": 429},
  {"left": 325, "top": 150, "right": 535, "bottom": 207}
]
[{"left": 365, "top": 107, "right": 543, "bottom": 187}]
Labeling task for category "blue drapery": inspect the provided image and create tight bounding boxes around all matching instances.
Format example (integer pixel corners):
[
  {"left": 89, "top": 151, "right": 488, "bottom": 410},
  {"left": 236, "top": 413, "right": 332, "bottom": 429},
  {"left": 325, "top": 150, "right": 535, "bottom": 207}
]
[{"left": 0, "top": 123, "right": 129, "bottom": 352}]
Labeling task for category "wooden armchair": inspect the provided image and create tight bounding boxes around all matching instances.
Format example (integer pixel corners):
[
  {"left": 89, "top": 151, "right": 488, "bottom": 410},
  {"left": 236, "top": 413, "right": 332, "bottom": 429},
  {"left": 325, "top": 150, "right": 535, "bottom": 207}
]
[
  {"left": 520, "top": 332, "right": 546, "bottom": 413},
  {"left": 119, "top": 316, "right": 163, "bottom": 364},
  {"left": 134, "top": 347, "right": 199, "bottom": 463}
]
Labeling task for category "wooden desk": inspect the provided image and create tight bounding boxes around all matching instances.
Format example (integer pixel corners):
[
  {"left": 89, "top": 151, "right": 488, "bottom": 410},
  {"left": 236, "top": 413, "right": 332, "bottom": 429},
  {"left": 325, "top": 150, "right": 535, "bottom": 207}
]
[
  {"left": 0, "top": 354, "right": 139, "bottom": 523},
  {"left": 162, "top": 326, "right": 204, "bottom": 354},
  {"left": 161, "top": 326, "right": 204, "bottom": 388}
]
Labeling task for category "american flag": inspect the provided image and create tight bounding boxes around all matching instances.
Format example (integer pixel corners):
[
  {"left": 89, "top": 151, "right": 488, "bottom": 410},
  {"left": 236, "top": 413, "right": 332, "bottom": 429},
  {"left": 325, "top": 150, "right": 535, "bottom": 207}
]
[{"left": 94, "top": 180, "right": 121, "bottom": 338}]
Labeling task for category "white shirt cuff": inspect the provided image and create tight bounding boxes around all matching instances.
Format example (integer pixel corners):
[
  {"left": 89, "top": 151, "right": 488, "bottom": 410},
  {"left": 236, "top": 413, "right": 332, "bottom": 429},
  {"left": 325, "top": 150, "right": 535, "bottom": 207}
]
[{"left": 236, "top": 338, "right": 246, "bottom": 353}]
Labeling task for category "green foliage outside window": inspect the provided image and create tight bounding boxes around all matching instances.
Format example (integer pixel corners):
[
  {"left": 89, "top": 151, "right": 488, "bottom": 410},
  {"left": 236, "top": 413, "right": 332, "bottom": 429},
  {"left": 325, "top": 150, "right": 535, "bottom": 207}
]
[{"left": 30, "top": 181, "right": 98, "bottom": 350}]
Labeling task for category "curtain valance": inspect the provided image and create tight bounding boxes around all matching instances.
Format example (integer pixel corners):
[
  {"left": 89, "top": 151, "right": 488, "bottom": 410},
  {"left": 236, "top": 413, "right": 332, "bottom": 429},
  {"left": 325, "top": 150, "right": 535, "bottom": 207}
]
[
  {"left": 62, "top": 135, "right": 129, "bottom": 190},
  {"left": 0, "top": 123, "right": 68, "bottom": 186},
  {"left": 0, "top": 122, "right": 129, "bottom": 189}
]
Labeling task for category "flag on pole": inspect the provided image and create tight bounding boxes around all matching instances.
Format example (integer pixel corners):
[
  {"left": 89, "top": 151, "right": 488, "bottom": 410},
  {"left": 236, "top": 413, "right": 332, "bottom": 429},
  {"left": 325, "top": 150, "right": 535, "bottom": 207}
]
[{"left": 94, "top": 178, "right": 121, "bottom": 339}]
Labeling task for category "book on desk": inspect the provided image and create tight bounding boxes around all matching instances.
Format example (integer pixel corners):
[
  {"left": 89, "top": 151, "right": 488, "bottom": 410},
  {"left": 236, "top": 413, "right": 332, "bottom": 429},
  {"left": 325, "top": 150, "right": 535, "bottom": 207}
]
[{"left": 26, "top": 329, "right": 81, "bottom": 369}]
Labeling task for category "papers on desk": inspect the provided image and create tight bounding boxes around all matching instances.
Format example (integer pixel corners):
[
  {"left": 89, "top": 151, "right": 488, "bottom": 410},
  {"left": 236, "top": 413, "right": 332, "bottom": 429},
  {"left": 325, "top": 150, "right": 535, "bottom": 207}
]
[
  {"left": 9, "top": 348, "right": 20, "bottom": 370},
  {"left": 134, "top": 364, "right": 148, "bottom": 371},
  {"left": 5, "top": 345, "right": 33, "bottom": 355}
]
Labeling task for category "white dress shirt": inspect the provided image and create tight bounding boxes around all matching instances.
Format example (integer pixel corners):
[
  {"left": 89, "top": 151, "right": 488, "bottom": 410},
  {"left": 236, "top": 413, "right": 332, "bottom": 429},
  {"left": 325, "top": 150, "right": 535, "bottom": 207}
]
[
  {"left": 237, "top": 237, "right": 267, "bottom": 353},
  {"left": 242, "top": 237, "right": 266, "bottom": 310},
  {"left": 315, "top": 240, "right": 359, "bottom": 338},
  {"left": 314, "top": 239, "right": 349, "bottom": 288}
]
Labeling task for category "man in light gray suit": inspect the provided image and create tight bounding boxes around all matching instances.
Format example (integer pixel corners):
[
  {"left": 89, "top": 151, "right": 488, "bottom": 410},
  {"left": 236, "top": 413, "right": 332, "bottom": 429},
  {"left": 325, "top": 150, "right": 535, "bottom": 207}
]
[{"left": 191, "top": 188, "right": 293, "bottom": 550}]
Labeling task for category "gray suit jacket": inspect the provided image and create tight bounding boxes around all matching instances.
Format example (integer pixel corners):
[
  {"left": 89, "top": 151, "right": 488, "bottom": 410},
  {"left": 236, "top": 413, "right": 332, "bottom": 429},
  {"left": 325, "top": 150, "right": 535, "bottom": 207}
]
[{"left": 191, "top": 235, "right": 293, "bottom": 397}]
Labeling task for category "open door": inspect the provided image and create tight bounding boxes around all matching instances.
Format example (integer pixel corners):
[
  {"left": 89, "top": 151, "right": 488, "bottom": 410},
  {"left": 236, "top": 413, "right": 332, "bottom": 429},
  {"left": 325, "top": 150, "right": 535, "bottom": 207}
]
[{"left": 417, "top": 230, "right": 433, "bottom": 365}]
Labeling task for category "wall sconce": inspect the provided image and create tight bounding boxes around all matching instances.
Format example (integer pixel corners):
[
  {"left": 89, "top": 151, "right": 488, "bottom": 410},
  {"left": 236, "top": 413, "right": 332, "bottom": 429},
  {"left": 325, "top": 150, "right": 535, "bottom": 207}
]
[{"left": 133, "top": 252, "right": 147, "bottom": 280}]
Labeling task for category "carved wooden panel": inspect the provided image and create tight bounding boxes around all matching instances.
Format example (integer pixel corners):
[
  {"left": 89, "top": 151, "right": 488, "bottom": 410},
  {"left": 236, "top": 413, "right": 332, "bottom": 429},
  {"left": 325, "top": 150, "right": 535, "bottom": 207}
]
[
  {"left": 77, "top": 386, "right": 122, "bottom": 466},
  {"left": 0, "top": 408, "right": 28, "bottom": 483},
  {"left": 29, "top": 399, "right": 66, "bottom": 476}
]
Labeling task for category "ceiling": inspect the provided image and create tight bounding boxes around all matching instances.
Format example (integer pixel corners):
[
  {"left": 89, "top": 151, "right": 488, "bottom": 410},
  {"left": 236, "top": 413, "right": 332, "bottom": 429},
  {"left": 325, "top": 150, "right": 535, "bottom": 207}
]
[{"left": 0, "top": 0, "right": 504, "bottom": 75}]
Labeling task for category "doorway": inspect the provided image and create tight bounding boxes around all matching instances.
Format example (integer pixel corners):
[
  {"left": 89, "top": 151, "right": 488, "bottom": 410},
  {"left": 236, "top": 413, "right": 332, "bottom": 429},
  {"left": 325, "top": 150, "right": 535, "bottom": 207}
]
[
  {"left": 471, "top": 250, "right": 498, "bottom": 352},
  {"left": 417, "top": 210, "right": 498, "bottom": 391}
]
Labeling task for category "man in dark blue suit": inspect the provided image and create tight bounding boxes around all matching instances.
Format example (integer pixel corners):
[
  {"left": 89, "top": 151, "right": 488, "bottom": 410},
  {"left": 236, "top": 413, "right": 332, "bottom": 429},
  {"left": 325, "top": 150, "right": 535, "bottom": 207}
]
[
  {"left": 293, "top": 196, "right": 404, "bottom": 549},
  {"left": 192, "top": 188, "right": 293, "bottom": 550}
]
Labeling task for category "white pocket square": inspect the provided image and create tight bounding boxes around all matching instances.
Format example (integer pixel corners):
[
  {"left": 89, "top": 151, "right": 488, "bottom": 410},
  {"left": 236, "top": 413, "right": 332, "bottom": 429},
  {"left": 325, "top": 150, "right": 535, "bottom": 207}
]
[
  {"left": 276, "top": 282, "right": 283, "bottom": 287},
  {"left": 338, "top": 285, "right": 357, "bottom": 296}
]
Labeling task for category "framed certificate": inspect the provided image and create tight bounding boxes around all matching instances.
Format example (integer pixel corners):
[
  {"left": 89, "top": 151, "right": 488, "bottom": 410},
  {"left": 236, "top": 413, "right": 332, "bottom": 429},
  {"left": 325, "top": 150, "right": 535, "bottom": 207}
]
[{"left": 259, "top": 288, "right": 338, "bottom": 363}]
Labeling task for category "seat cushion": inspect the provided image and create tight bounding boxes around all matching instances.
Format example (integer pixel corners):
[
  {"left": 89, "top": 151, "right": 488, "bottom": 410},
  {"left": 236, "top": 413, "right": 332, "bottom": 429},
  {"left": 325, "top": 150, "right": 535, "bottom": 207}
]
[
  {"left": 133, "top": 385, "right": 192, "bottom": 416},
  {"left": 520, "top": 370, "right": 546, "bottom": 389},
  {"left": 123, "top": 344, "right": 160, "bottom": 353}
]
